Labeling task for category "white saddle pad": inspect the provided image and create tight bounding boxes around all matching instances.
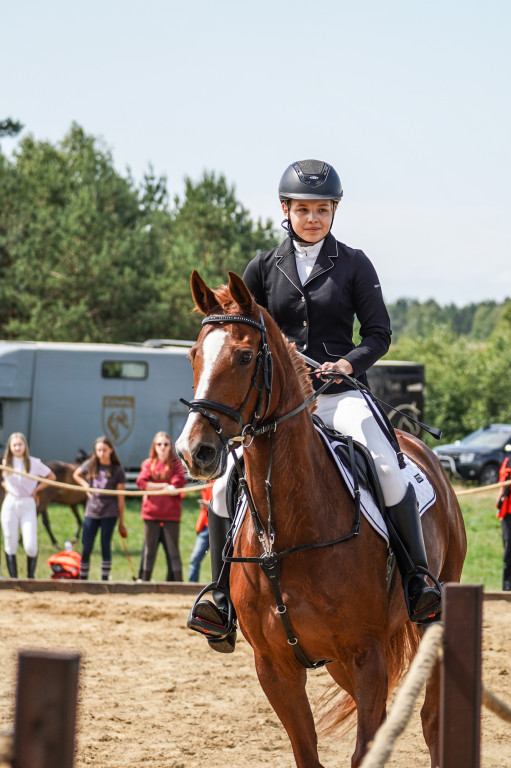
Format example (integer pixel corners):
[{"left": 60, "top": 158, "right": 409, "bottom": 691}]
[{"left": 315, "top": 426, "right": 436, "bottom": 545}]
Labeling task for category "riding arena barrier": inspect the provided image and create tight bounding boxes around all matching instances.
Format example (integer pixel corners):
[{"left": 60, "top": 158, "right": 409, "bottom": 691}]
[
  {"left": 0, "top": 468, "right": 511, "bottom": 766},
  {"left": 0, "top": 650, "right": 80, "bottom": 768}
]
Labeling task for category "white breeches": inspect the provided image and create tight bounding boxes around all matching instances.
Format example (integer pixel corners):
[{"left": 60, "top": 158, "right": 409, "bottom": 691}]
[
  {"left": 1, "top": 495, "right": 38, "bottom": 557},
  {"left": 211, "top": 389, "right": 407, "bottom": 518},
  {"left": 212, "top": 448, "right": 242, "bottom": 519},
  {"left": 315, "top": 390, "right": 408, "bottom": 506}
]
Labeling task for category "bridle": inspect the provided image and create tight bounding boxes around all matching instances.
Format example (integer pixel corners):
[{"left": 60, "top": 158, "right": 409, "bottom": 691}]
[
  {"left": 179, "top": 311, "right": 275, "bottom": 448},
  {"left": 179, "top": 310, "right": 332, "bottom": 449}
]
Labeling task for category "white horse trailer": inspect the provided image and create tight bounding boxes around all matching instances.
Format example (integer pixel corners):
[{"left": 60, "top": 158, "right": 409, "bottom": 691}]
[
  {"left": 0, "top": 340, "right": 424, "bottom": 470},
  {"left": 0, "top": 340, "right": 193, "bottom": 470}
]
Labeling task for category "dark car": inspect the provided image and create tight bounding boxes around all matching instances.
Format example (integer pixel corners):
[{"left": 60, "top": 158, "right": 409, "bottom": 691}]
[{"left": 433, "top": 424, "right": 511, "bottom": 485}]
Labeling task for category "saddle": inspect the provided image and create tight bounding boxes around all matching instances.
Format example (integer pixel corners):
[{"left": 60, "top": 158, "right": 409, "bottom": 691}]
[{"left": 225, "top": 417, "right": 386, "bottom": 523}]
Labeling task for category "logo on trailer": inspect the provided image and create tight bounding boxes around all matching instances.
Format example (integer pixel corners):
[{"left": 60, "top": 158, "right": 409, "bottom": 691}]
[{"left": 102, "top": 396, "right": 135, "bottom": 445}]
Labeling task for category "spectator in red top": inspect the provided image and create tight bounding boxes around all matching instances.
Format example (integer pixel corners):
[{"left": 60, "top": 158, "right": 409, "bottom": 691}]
[
  {"left": 136, "top": 432, "right": 186, "bottom": 581},
  {"left": 496, "top": 456, "right": 511, "bottom": 591}
]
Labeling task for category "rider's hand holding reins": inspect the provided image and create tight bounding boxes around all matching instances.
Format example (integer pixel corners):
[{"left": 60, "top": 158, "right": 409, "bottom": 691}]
[{"left": 315, "top": 359, "right": 353, "bottom": 384}]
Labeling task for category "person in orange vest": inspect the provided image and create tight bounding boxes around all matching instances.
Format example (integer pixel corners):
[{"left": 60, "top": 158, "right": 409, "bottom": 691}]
[
  {"left": 496, "top": 456, "right": 511, "bottom": 591},
  {"left": 188, "top": 483, "right": 214, "bottom": 582}
]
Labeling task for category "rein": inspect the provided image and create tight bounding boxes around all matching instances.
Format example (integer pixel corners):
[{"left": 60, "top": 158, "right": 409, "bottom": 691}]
[{"left": 181, "top": 310, "right": 362, "bottom": 669}]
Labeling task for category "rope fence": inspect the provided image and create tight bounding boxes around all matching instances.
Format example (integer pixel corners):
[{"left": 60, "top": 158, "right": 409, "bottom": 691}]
[
  {"left": 455, "top": 479, "right": 511, "bottom": 496},
  {"left": 0, "top": 463, "right": 212, "bottom": 497},
  {"left": 360, "top": 622, "right": 511, "bottom": 768},
  {"left": 2, "top": 463, "right": 509, "bottom": 498}
]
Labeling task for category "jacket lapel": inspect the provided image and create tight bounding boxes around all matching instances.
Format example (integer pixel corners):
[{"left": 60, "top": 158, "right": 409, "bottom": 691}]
[
  {"left": 303, "top": 233, "right": 338, "bottom": 286},
  {"left": 275, "top": 238, "right": 304, "bottom": 294}
]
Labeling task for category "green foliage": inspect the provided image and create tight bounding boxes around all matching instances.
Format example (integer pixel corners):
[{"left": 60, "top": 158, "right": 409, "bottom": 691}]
[
  {"left": 152, "top": 171, "right": 278, "bottom": 340},
  {"left": 0, "top": 118, "right": 24, "bottom": 137},
  {"left": 388, "top": 322, "right": 511, "bottom": 445},
  {"left": 387, "top": 297, "right": 507, "bottom": 342},
  {"left": 459, "top": 490, "right": 503, "bottom": 591},
  {"left": 0, "top": 124, "right": 278, "bottom": 343}
]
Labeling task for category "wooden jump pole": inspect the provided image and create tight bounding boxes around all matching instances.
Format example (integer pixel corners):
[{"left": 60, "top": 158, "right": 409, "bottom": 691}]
[
  {"left": 439, "top": 583, "right": 483, "bottom": 768},
  {"left": 14, "top": 650, "right": 81, "bottom": 768}
]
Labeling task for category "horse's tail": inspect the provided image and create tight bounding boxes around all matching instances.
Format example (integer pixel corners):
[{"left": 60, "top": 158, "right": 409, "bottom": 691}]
[{"left": 315, "top": 621, "right": 420, "bottom": 736}]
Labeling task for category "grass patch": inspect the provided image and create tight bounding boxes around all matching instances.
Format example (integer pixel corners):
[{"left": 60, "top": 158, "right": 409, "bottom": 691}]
[
  {"left": 11, "top": 494, "right": 212, "bottom": 583},
  {"left": 4, "top": 485, "right": 506, "bottom": 591}
]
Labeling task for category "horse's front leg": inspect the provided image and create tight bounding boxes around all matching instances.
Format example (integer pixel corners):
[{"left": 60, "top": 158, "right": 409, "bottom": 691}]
[
  {"left": 420, "top": 656, "right": 441, "bottom": 768},
  {"left": 328, "top": 638, "right": 388, "bottom": 768},
  {"left": 38, "top": 505, "right": 59, "bottom": 548},
  {"left": 253, "top": 650, "right": 325, "bottom": 768},
  {"left": 71, "top": 504, "right": 83, "bottom": 544}
]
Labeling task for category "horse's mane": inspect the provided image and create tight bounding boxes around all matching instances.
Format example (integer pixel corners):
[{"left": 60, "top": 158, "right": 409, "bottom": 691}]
[
  {"left": 204, "top": 284, "right": 316, "bottom": 413},
  {"left": 285, "top": 339, "right": 316, "bottom": 413}
]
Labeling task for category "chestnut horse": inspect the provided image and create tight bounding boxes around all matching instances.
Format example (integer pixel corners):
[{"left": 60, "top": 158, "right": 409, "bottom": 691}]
[
  {"left": 35, "top": 460, "right": 86, "bottom": 547},
  {"left": 176, "top": 271, "right": 466, "bottom": 768}
]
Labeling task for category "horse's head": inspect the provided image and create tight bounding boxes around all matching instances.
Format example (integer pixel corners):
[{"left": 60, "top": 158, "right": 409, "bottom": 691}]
[{"left": 176, "top": 270, "right": 276, "bottom": 480}]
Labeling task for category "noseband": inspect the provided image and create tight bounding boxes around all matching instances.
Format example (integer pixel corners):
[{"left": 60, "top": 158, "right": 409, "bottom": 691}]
[{"left": 179, "top": 311, "right": 274, "bottom": 447}]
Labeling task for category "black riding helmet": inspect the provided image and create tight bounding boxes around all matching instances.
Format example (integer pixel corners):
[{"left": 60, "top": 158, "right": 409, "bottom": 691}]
[
  {"left": 279, "top": 159, "right": 342, "bottom": 244},
  {"left": 278, "top": 159, "right": 343, "bottom": 202}
]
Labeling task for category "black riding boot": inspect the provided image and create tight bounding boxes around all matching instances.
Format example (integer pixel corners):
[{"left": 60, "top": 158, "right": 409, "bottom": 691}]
[
  {"left": 187, "top": 506, "right": 237, "bottom": 653},
  {"left": 5, "top": 554, "right": 18, "bottom": 578},
  {"left": 386, "top": 484, "right": 442, "bottom": 624},
  {"left": 27, "top": 555, "right": 37, "bottom": 579}
]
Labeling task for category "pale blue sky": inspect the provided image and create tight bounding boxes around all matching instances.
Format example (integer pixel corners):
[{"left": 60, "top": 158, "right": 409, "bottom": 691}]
[{"left": 2, "top": 0, "right": 510, "bottom": 304}]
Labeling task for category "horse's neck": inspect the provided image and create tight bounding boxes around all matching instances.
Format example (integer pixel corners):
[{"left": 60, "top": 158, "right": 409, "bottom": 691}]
[{"left": 244, "top": 412, "right": 340, "bottom": 536}]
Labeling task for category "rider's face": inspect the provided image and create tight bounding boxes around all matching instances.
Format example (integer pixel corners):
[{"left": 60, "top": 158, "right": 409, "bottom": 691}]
[{"left": 282, "top": 199, "right": 337, "bottom": 243}]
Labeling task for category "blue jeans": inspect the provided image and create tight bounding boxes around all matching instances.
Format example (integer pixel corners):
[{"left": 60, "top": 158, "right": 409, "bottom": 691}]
[
  {"left": 80, "top": 516, "right": 117, "bottom": 580},
  {"left": 188, "top": 526, "right": 209, "bottom": 582}
]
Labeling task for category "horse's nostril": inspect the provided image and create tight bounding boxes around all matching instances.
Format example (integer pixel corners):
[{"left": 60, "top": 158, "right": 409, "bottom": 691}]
[{"left": 195, "top": 444, "right": 217, "bottom": 468}]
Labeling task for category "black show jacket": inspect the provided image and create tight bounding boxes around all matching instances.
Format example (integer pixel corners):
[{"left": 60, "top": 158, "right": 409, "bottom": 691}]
[{"left": 242, "top": 233, "right": 391, "bottom": 394}]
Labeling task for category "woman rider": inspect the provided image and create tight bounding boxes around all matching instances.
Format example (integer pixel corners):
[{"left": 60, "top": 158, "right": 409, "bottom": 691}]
[{"left": 188, "top": 159, "right": 442, "bottom": 652}]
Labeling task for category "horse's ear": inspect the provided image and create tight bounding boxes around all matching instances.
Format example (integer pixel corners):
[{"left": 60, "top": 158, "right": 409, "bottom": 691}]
[
  {"left": 228, "top": 271, "right": 256, "bottom": 315},
  {"left": 190, "top": 270, "right": 218, "bottom": 315}
]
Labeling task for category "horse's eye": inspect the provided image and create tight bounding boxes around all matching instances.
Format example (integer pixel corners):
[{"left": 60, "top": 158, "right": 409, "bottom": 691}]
[{"left": 239, "top": 351, "right": 253, "bottom": 365}]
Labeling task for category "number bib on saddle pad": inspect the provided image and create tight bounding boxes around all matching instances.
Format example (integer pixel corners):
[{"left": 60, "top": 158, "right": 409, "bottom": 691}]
[{"left": 314, "top": 423, "right": 436, "bottom": 545}]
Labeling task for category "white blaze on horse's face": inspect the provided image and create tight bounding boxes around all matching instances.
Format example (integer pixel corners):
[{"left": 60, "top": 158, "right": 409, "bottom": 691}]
[{"left": 176, "top": 328, "right": 228, "bottom": 457}]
